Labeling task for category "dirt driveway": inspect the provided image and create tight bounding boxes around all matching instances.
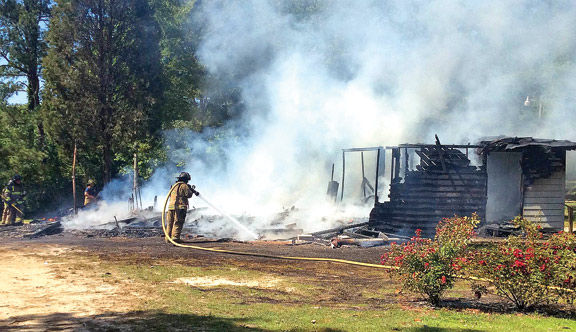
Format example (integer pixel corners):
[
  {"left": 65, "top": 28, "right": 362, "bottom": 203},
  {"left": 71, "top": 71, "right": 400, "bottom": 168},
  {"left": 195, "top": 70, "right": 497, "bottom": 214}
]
[
  {"left": 0, "top": 242, "right": 130, "bottom": 331},
  {"left": 0, "top": 234, "right": 389, "bottom": 330}
]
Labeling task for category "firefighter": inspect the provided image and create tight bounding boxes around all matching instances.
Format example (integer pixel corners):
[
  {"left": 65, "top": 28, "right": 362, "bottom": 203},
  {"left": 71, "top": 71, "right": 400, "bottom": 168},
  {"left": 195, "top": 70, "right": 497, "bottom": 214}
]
[
  {"left": 1, "top": 174, "right": 26, "bottom": 225},
  {"left": 166, "top": 172, "right": 199, "bottom": 243},
  {"left": 84, "top": 179, "right": 98, "bottom": 207}
]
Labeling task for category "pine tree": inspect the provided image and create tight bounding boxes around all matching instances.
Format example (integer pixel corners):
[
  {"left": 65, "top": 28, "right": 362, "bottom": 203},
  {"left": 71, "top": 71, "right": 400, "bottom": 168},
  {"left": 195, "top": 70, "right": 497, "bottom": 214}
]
[
  {"left": 0, "top": 0, "right": 51, "bottom": 147},
  {"left": 43, "top": 0, "right": 162, "bottom": 184}
]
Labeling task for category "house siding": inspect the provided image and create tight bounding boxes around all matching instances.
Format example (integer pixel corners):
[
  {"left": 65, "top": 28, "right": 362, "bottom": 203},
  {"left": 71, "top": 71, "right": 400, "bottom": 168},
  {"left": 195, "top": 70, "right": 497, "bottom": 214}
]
[{"left": 522, "top": 168, "right": 565, "bottom": 230}]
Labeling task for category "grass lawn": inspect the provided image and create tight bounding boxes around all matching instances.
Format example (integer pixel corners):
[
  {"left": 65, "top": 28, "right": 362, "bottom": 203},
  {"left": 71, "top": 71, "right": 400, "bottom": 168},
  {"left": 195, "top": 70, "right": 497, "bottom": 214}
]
[{"left": 75, "top": 254, "right": 576, "bottom": 332}]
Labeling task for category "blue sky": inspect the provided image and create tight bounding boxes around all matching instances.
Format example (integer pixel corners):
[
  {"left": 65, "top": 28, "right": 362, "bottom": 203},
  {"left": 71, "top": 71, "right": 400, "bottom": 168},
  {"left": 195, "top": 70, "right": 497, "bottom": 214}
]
[{"left": 8, "top": 90, "right": 26, "bottom": 105}]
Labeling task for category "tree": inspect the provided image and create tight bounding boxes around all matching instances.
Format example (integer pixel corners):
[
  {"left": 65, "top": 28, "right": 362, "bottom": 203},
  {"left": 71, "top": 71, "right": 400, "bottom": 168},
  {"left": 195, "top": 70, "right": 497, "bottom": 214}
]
[
  {"left": 43, "top": 0, "right": 163, "bottom": 184},
  {"left": 151, "top": 0, "right": 248, "bottom": 131},
  {"left": 149, "top": 0, "right": 204, "bottom": 128},
  {"left": 0, "top": 0, "right": 51, "bottom": 147}
]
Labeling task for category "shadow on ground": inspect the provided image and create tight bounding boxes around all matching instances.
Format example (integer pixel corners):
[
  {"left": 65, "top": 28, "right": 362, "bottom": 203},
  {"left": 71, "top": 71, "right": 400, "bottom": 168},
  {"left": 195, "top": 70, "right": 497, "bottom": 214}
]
[
  {"left": 0, "top": 311, "right": 273, "bottom": 331},
  {"left": 0, "top": 311, "right": 349, "bottom": 331},
  {"left": 439, "top": 298, "right": 576, "bottom": 320},
  {"left": 404, "top": 328, "right": 483, "bottom": 332}
]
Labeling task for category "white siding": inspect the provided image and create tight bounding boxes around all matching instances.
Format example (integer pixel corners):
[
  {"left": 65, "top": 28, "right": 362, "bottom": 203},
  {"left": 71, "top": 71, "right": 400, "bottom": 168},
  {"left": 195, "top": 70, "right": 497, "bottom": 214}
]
[
  {"left": 522, "top": 169, "right": 565, "bottom": 230},
  {"left": 486, "top": 152, "right": 523, "bottom": 223}
]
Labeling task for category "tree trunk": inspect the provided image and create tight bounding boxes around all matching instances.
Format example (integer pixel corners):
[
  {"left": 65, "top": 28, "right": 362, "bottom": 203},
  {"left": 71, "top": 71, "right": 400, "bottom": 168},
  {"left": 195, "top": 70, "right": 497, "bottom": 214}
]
[
  {"left": 102, "top": 139, "right": 112, "bottom": 184},
  {"left": 24, "top": 1, "right": 46, "bottom": 149},
  {"left": 27, "top": 69, "right": 45, "bottom": 148}
]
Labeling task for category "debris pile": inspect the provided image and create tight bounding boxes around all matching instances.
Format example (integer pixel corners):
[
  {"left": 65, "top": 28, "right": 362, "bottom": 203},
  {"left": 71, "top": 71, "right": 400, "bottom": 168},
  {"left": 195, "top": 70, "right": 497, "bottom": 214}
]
[
  {"left": 1, "top": 200, "right": 391, "bottom": 248},
  {"left": 0, "top": 220, "right": 62, "bottom": 239},
  {"left": 287, "top": 219, "right": 396, "bottom": 248}
]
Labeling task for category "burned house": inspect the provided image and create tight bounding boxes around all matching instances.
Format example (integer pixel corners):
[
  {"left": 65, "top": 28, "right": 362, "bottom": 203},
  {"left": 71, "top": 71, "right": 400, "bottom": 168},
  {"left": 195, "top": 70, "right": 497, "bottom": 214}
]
[
  {"left": 480, "top": 137, "right": 575, "bottom": 232},
  {"left": 338, "top": 137, "right": 576, "bottom": 237}
]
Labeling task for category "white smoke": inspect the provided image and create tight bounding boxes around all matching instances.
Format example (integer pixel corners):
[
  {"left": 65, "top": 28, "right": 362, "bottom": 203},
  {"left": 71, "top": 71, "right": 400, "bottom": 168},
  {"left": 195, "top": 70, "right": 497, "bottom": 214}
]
[
  {"left": 71, "top": 1, "right": 576, "bottom": 237},
  {"left": 62, "top": 201, "right": 131, "bottom": 230}
]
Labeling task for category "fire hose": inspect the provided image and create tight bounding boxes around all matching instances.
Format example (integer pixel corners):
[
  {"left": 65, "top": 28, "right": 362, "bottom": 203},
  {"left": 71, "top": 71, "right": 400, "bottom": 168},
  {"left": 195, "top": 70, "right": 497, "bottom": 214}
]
[
  {"left": 161, "top": 186, "right": 574, "bottom": 292},
  {"left": 161, "top": 184, "right": 397, "bottom": 269}
]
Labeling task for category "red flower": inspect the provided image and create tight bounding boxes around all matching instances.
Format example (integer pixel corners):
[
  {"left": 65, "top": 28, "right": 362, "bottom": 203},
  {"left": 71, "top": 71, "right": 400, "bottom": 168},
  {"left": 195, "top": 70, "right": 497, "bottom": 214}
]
[
  {"left": 513, "top": 260, "right": 526, "bottom": 268},
  {"left": 525, "top": 247, "right": 535, "bottom": 259},
  {"left": 424, "top": 262, "right": 429, "bottom": 268},
  {"left": 539, "top": 264, "right": 546, "bottom": 271},
  {"left": 478, "top": 260, "right": 487, "bottom": 266},
  {"left": 441, "top": 275, "right": 447, "bottom": 284}
]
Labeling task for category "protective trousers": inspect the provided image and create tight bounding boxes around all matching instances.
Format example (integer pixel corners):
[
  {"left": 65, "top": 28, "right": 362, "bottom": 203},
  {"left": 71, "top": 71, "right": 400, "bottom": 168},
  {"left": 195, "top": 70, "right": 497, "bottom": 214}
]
[
  {"left": 166, "top": 209, "right": 187, "bottom": 241},
  {"left": 1, "top": 203, "right": 21, "bottom": 225}
]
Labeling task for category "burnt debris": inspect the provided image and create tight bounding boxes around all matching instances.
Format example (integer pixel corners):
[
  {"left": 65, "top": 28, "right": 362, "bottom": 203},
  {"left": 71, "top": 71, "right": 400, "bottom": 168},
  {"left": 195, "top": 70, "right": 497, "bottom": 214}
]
[{"left": 369, "top": 139, "right": 486, "bottom": 238}]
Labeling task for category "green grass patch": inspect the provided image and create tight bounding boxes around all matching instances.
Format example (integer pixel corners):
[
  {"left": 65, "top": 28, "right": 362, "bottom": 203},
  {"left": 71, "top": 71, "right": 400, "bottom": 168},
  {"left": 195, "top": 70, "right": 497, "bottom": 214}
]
[{"left": 65, "top": 253, "right": 576, "bottom": 331}]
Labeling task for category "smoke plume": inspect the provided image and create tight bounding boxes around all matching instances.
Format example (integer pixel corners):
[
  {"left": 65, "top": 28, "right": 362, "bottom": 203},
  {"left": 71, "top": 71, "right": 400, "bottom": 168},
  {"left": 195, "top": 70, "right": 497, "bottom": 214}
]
[{"left": 67, "top": 1, "right": 576, "bottom": 237}]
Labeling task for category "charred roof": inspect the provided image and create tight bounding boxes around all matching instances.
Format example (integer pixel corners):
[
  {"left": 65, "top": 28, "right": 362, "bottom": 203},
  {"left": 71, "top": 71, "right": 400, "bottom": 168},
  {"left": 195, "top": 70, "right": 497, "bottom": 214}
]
[{"left": 478, "top": 137, "right": 576, "bottom": 154}]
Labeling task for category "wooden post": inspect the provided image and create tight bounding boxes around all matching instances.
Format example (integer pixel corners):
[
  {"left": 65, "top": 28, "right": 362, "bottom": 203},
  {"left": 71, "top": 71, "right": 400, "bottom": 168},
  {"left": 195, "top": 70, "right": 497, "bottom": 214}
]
[
  {"left": 361, "top": 152, "right": 366, "bottom": 198},
  {"left": 133, "top": 153, "right": 138, "bottom": 211},
  {"left": 331, "top": 163, "right": 334, "bottom": 182},
  {"left": 404, "top": 148, "right": 409, "bottom": 175},
  {"left": 569, "top": 206, "right": 574, "bottom": 233},
  {"left": 394, "top": 149, "right": 401, "bottom": 180},
  {"left": 138, "top": 187, "right": 143, "bottom": 211},
  {"left": 374, "top": 148, "right": 381, "bottom": 206},
  {"left": 341, "top": 151, "right": 345, "bottom": 201},
  {"left": 390, "top": 150, "right": 395, "bottom": 185},
  {"left": 391, "top": 148, "right": 400, "bottom": 183},
  {"left": 72, "top": 142, "right": 77, "bottom": 215}
]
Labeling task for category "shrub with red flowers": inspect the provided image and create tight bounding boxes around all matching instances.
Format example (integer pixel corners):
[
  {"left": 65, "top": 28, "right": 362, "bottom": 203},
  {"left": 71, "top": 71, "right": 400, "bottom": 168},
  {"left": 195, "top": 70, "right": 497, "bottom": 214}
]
[
  {"left": 546, "top": 230, "right": 576, "bottom": 306},
  {"left": 380, "top": 215, "right": 479, "bottom": 305},
  {"left": 466, "top": 217, "right": 576, "bottom": 310}
]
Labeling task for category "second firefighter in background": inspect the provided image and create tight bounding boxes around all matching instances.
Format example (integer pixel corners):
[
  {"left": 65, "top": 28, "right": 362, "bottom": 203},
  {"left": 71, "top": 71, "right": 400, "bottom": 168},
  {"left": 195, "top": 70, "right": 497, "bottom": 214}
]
[
  {"left": 166, "top": 172, "right": 199, "bottom": 243},
  {"left": 84, "top": 179, "right": 98, "bottom": 207},
  {"left": 2, "top": 174, "right": 26, "bottom": 225}
]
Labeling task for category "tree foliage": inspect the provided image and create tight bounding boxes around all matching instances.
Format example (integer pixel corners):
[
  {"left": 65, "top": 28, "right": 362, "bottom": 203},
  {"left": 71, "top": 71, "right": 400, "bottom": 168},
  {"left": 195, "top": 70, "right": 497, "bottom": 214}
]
[
  {"left": 43, "top": 0, "right": 163, "bottom": 184},
  {"left": 150, "top": 0, "right": 204, "bottom": 128},
  {"left": 0, "top": 0, "right": 237, "bottom": 216},
  {"left": 0, "top": 0, "right": 51, "bottom": 146}
]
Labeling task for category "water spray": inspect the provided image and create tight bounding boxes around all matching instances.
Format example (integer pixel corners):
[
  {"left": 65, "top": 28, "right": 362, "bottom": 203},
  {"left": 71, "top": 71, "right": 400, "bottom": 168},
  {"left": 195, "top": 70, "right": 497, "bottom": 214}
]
[{"left": 197, "top": 194, "right": 259, "bottom": 240}]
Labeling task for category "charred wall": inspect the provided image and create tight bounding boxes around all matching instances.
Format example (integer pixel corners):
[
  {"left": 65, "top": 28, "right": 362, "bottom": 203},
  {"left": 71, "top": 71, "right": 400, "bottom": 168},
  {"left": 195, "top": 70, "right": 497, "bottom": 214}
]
[{"left": 369, "top": 146, "right": 486, "bottom": 237}]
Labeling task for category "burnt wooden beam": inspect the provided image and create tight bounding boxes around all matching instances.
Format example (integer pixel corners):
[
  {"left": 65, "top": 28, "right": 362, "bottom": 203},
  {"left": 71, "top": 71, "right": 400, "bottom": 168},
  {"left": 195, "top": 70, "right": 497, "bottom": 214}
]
[{"left": 310, "top": 222, "right": 369, "bottom": 236}]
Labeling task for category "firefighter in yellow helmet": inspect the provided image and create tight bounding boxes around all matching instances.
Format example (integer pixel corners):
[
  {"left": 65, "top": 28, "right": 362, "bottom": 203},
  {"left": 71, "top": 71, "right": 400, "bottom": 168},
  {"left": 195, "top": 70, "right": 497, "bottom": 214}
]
[
  {"left": 1, "top": 174, "right": 26, "bottom": 225},
  {"left": 166, "top": 172, "right": 199, "bottom": 243}
]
